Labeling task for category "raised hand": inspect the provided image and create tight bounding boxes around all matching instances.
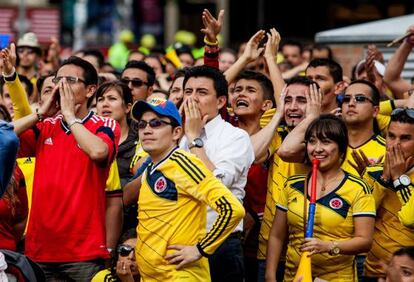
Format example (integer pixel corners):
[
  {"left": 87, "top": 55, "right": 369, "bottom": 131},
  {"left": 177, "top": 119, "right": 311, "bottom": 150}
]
[
  {"left": 200, "top": 9, "right": 224, "bottom": 43},
  {"left": 306, "top": 83, "right": 322, "bottom": 119},
  {"left": 59, "top": 78, "right": 76, "bottom": 122},
  {"left": 241, "top": 30, "right": 266, "bottom": 63},
  {"left": 348, "top": 149, "right": 383, "bottom": 177},
  {"left": 0, "top": 43, "right": 17, "bottom": 75},
  {"left": 264, "top": 28, "right": 281, "bottom": 60}
]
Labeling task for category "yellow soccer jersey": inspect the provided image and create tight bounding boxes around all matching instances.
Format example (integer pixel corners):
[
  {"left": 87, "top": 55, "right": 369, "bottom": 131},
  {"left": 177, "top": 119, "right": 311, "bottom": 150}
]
[
  {"left": 129, "top": 141, "right": 149, "bottom": 171},
  {"left": 136, "top": 148, "right": 244, "bottom": 281},
  {"left": 363, "top": 165, "right": 414, "bottom": 278},
  {"left": 342, "top": 134, "right": 386, "bottom": 176},
  {"left": 278, "top": 172, "right": 376, "bottom": 282},
  {"left": 257, "top": 126, "right": 309, "bottom": 260},
  {"left": 105, "top": 161, "right": 122, "bottom": 197}
]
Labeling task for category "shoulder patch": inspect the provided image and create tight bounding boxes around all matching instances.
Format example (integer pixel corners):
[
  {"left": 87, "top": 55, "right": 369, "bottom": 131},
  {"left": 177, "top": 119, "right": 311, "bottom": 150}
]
[{"left": 146, "top": 170, "right": 177, "bottom": 201}]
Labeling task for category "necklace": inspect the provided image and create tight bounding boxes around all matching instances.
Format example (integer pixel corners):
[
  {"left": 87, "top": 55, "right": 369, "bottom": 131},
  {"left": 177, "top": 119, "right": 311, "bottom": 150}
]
[{"left": 320, "top": 172, "right": 343, "bottom": 192}]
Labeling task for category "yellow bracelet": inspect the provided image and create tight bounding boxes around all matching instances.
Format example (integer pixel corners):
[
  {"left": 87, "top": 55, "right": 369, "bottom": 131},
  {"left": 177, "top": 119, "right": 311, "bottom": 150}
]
[{"left": 204, "top": 36, "right": 219, "bottom": 46}]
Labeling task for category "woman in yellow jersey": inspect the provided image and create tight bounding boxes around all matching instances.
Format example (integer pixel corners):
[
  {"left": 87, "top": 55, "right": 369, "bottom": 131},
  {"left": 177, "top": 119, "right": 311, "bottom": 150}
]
[{"left": 266, "top": 114, "right": 376, "bottom": 282}]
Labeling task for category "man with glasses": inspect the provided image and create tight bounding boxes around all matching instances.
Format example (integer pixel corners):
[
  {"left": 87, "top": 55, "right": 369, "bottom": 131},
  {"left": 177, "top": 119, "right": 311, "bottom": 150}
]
[
  {"left": 130, "top": 98, "right": 244, "bottom": 281},
  {"left": 121, "top": 60, "right": 155, "bottom": 101},
  {"left": 362, "top": 108, "right": 414, "bottom": 281},
  {"left": 13, "top": 56, "right": 120, "bottom": 281},
  {"left": 341, "top": 79, "right": 386, "bottom": 177}
]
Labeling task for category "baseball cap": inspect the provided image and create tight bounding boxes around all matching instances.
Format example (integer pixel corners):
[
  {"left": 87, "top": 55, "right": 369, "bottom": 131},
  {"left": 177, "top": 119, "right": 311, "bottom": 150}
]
[
  {"left": 131, "top": 97, "right": 182, "bottom": 126},
  {"left": 17, "top": 32, "right": 42, "bottom": 54},
  {"left": 355, "top": 59, "right": 385, "bottom": 77}
]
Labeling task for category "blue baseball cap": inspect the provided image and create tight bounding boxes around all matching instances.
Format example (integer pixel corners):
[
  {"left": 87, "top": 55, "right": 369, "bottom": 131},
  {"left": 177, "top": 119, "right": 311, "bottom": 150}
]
[{"left": 131, "top": 97, "right": 182, "bottom": 126}]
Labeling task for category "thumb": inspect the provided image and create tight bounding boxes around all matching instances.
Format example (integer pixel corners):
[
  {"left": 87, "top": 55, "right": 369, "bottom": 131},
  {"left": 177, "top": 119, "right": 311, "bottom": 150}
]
[
  {"left": 10, "top": 43, "right": 15, "bottom": 55},
  {"left": 406, "top": 156, "right": 414, "bottom": 170},
  {"left": 218, "top": 10, "right": 225, "bottom": 24}
]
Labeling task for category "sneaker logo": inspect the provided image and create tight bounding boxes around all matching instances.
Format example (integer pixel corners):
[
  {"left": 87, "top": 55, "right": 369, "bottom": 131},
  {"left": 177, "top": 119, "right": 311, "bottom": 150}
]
[{"left": 44, "top": 137, "right": 53, "bottom": 145}]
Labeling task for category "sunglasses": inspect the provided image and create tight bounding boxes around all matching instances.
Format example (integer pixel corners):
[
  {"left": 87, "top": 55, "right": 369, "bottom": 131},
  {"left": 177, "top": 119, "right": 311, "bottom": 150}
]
[
  {"left": 391, "top": 108, "right": 414, "bottom": 119},
  {"left": 117, "top": 244, "right": 134, "bottom": 257},
  {"left": 342, "top": 94, "right": 374, "bottom": 104},
  {"left": 52, "top": 76, "right": 86, "bottom": 85},
  {"left": 137, "top": 119, "right": 173, "bottom": 130},
  {"left": 121, "top": 78, "right": 148, "bottom": 88}
]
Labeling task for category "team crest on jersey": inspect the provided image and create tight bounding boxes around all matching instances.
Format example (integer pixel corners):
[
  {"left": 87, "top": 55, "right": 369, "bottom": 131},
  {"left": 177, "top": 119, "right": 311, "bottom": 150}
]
[
  {"left": 329, "top": 198, "right": 343, "bottom": 209},
  {"left": 154, "top": 176, "right": 167, "bottom": 193}
]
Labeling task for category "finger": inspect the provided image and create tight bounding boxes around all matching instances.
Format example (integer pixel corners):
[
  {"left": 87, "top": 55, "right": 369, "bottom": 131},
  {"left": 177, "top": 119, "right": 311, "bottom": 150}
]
[
  {"left": 377, "top": 155, "right": 384, "bottom": 164},
  {"left": 167, "top": 244, "right": 185, "bottom": 250},
  {"left": 217, "top": 10, "right": 225, "bottom": 24},
  {"left": 203, "top": 9, "right": 214, "bottom": 21},
  {"left": 348, "top": 160, "right": 360, "bottom": 173},
  {"left": 10, "top": 43, "right": 15, "bottom": 56},
  {"left": 166, "top": 254, "right": 183, "bottom": 264},
  {"left": 176, "top": 258, "right": 188, "bottom": 270},
  {"left": 249, "top": 30, "right": 265, "bottom": 44},
  {"left": 406, "top": 156, "right": 414, "bottom": 170}
]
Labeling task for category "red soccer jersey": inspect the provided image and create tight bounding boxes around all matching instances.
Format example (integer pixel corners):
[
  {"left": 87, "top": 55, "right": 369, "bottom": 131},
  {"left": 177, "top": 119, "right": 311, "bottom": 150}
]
[{"left": 18, "top": 112, "right": 120, "bottom": 262}]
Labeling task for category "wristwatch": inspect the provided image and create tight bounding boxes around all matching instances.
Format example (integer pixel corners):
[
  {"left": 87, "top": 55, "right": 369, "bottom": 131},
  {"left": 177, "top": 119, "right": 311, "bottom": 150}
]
[
  {"left": 393, "top": 174, "right": 411, "bottom": 189},
  {"left": 329, "top": 241, "right": 340, "bottom": 256},
  {"left": 189, "top": 137, "right": 204, "bottom": 149}
]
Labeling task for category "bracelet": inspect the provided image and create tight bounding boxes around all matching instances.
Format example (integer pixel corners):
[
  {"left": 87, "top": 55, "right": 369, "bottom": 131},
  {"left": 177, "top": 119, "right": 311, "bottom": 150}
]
[
  {"left": 36, "top": 108, "right": 44, "bottom": 121},
  {"left": 204, "top": 36, "right": 219, "bottom": 46},
  {"left": 67, "top": 118, "right": 82, "bottom": 128},
  {"left": 2, "top": 66, "right": 16, "bottom": 78}
]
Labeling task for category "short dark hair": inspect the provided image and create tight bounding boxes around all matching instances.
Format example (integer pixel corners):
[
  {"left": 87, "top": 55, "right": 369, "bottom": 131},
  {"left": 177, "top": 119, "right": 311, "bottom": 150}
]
[
  {"left": 60, "top": 56, "right": 98, "bottom": 86},
  {"left": 83, "top": 48, "right": 105, "bottom": 68},
  {"left": 281, "top": 39, "right": 303, "bottom": 54},
  {"left": 286, "top": 75, "right": 315, "bottom": 88},
  {"left": 122, "top": 60, "right": 156, "bottom": 87},
  {"left": 305, "top": 114, "right": 348, "bottom": 164},
  {"left": 19, "top": 75, "right": 34, "bottom": 98},
  {"left": 393, "top": 246, "right": 414, "bottom": 260},
  {"left": 348, "top": 79, "right": 380, "bottom": 106},
  {"left": 312, "top": 43, "right": 333, "bottom": 60},
  {"left": 183, "top": 65, "right": 228, "bottom": 98},
  {"left": 234, "top": 70, "right": 275, "bottom": 107},
  {"left": 390, "top": 108, "right": 414, "bottom": 125},
  {"left": 306, "top": 58, "right": 343, "bottom": 83},
  {"left": 36, "top": 73, "right": 55, "bottom": 94}
]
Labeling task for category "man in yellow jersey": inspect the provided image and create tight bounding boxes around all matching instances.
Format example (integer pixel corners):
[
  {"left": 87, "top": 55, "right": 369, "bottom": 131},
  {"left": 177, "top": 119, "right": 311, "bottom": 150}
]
[
  {"left": 342, "top": 79, "right": 386, "bottom": 177},
  {"left": 362, "top": 108, "right": 414, "bottom": 281},
  {"left": 255, "top": 76, "right": 320, "bottom": 281},
  {"left": 130, "top": 98, "right": 244, "bottom": 281}
]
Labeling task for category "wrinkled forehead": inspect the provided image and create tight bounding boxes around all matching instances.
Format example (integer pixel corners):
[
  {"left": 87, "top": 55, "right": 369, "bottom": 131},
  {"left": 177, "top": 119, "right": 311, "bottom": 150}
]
[{"left": 285, "top": 84, "right": 309, "bottom": 98}]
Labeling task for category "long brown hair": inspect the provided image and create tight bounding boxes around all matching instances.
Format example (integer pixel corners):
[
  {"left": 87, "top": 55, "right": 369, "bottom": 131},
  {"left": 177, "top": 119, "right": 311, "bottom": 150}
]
[{"left": 3, "top": 172, "right": 21, "bottom": 217}]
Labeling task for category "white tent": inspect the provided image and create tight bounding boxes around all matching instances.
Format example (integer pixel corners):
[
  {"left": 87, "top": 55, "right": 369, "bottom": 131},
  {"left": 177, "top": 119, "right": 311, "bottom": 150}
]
[{"left": 315, "top": 14, "right": 414, "bottom": 43}]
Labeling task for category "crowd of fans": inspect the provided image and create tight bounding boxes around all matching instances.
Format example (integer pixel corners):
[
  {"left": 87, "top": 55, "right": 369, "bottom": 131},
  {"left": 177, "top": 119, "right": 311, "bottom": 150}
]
[{"left": 1, "top": 8, "right": 414, "bottom": 282}]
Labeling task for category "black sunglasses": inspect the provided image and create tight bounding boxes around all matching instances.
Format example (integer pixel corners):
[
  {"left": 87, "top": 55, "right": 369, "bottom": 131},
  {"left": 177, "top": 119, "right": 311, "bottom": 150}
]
[
  {"left": 117, "top": 244, "right": 134, "bottom": 257},
  {"left": 391, "top": 108, "right": 414, "bottom": 119},
  {"left": 121, "top": 78, "right": 148, "bottom": 88},
  {"left": 342, "top": 94, "right": 374, "bottom": 104},
  {"left": 137, "top": 119, "right": 173, "bottom": 130}
]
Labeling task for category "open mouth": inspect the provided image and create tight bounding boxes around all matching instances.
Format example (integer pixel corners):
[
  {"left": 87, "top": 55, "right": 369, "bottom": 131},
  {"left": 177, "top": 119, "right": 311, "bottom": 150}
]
[{"left": 236, "top": 99, "right": 249, "bottom": 108}]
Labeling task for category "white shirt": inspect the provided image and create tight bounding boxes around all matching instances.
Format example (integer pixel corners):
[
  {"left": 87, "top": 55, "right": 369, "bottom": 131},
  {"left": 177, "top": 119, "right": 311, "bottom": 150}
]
[{"left": 180, "top": 114, "right": 254, "bottom": 232}]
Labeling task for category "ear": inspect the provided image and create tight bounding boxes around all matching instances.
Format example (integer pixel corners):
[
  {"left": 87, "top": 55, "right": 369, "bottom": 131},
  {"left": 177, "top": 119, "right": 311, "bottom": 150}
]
[
  {"left": 86, "top": 84, "right": 97, "bottom": 99},
  {"left": 172, "top": 126, "right": 183, "bottom": 141},
  {"left": 261, "top": 100, "right": 273, "bottom": 112},
  {"left": 334, "top": 81, "right": 347, "bottom": 95},
  {"left": 124, "top": 102, "right": 132, "bottom": 115},
  {"left": 217, "top": 95, "right": 227, "bottom": 110},
  {"left": 372, "top": 105, "right": 380, "bottom": 118},
  {"left": 147, "top": 86, "right": 154, "bottom": 96}
]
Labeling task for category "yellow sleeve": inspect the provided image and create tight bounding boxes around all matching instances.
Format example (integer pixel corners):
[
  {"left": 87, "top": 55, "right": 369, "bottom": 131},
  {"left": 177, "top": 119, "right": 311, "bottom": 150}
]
[
  {"left": 379, "top": 100, "right": 393, "bottom": 116},
  {"left": 352, "top": 181, "right": 376, "bottom": 217},
  {"left": 376, "top": 114, "right": 391, "bottom": 138},
  {"left": 181, "top": 154, "right": 245, "bottom": 256},
  {"left": 260, "top": 108, "right": 276, "bottom": 128},
  {"left": 5, "top": 74, "right": 32, "bottom": 120},
  {"left": 105, "top": 161, "right": 122, "bottom": 197},
  {"left": 396, "top": 184, "right": 414, "bottom": 228}
]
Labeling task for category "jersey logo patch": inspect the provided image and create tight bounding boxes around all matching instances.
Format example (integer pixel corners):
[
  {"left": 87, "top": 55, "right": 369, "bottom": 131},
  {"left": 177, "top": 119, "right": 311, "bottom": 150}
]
[
  {"left": 329, "top": 198, "right": 343, "bottom": 209},
  {"left": 44, "top": 137, "right": 53, "bottom": 145},
  {"left": 154, "top": 176, "right": 167, "bottom": 193}
]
